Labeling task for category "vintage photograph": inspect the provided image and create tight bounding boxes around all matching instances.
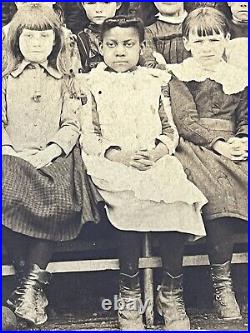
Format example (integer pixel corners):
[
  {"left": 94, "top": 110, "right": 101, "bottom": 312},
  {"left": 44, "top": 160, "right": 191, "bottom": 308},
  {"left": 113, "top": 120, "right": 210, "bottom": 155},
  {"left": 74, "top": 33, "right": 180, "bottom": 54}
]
[{"left": 2, "top": 1, "right": 248, "bottom": 331}]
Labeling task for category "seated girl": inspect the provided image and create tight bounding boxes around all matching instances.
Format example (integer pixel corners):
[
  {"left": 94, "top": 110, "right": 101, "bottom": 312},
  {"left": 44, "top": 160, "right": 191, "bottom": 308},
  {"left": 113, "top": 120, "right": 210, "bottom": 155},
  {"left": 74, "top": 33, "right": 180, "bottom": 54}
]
[
  {"left": 2, "top": 4, "right": 102, "bottom": 326},
  {"left": 79, "top": 16, "right": 207, "bottom": 330},
  {"left": 169, "top": 7, "right": 247, "bottom": 321}
]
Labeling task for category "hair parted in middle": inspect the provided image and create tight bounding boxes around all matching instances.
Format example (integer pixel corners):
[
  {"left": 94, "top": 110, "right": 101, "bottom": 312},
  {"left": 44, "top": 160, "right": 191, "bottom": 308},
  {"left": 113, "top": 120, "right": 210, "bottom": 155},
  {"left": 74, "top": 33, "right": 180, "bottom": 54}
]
[
  {"left": 182, "top": 6, "right": 230, "bottom": 39},
  {"left": 101, "top": 15, "right": 145, "bottom": 43},
  {"left": 3, "top": 3, "right": 72, "bottom": 77}
]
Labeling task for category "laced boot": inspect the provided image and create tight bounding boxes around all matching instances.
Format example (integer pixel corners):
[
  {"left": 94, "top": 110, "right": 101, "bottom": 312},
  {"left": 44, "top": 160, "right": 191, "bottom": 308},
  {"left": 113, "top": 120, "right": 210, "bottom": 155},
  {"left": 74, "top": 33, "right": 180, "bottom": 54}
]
[
  {"left": 118, "top": 272, "right": 145, "bottom": 330},
  {"left": 7, "top": 264, "right": 51, "bottom": 325},
  {"left": 156, "top": 271, "right": 190, "bottom": 330},
  {"left": 7, "top": 261, "right": 49, "bottom": 319},
  {"left": 210, "top": 261, "right": 242, "bottom": 320}
]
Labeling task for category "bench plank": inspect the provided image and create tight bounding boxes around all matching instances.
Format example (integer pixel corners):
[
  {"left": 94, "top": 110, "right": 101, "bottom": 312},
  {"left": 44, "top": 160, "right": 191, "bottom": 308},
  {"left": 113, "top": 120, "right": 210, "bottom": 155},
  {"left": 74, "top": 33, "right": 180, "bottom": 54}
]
[{"left": 2, "top": 252, "right": 247, "bottom": 276}]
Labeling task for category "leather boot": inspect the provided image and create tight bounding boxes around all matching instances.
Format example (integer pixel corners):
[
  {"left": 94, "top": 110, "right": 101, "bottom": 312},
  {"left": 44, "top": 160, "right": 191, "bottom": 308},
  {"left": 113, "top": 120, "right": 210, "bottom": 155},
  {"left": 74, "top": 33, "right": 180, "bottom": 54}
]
[
  {"left": 156, "top": 271, "right": 190, "bottom": 330},
  {"left": 7, "top": 264, "right": 51, "bottom": 325},
  {"left": 118, "top": 272, "right": 145, "bottom": 330},
  {"left": 210, "top": 261, "right": 242, "bottom": 320},
  {"left": 7, "top": 260, "right": 49, "bottom": 320}
]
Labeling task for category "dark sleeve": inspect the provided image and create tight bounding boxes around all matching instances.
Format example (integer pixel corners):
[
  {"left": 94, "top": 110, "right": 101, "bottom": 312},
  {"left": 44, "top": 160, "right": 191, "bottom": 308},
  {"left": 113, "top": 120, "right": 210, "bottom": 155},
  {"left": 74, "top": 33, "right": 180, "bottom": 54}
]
[
  {"left": 169, "top": 77, "right": 224, "bottom": 148},
  {"left": 235, "top": 87, "right": 248, "bottom": 137},
  {"left": 139, "top": 27, "right": 158, "bottom": 68},
  {"left": 77, "top": 32, "right": 91, "bottom": 72}
]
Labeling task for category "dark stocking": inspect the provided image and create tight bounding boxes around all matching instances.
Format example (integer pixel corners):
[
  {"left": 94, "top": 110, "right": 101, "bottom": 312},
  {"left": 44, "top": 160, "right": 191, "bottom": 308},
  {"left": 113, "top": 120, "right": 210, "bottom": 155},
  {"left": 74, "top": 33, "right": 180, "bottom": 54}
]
[
  {"left": 205, "top": 218, "right": 236, "bottom": 265},
  {"left": 158, "top": 232, "right": 188, "bottom": 276},
  {"left": 3, "top": 226, "right": 55, "bottom": 270},
  {"left": 27, "top": 238, "right": 55, "bottom": 270},
  {"left": 119, "top": 231, "right": 141, "bottom": 276}
]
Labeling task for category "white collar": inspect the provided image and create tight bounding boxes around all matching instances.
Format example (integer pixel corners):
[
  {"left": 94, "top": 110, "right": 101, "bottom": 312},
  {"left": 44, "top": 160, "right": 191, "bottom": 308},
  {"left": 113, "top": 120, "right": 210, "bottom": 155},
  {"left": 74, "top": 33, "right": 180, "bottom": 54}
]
[
  {"left": 168, "top": 58, "right": 248, "bottom": 95},
  {"left": 11, "top": 59, "right": 62, "bottom": 79},
  {"left": 156, "top": 10, "right": 188, "bottom": 25}
]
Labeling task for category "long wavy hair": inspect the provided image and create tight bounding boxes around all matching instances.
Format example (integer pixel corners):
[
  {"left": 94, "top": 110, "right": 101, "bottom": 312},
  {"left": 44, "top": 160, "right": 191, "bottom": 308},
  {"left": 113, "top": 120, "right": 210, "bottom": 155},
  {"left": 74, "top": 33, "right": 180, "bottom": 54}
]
[{"left": 3, "top": 4, "right": 71, "bottom": 77}]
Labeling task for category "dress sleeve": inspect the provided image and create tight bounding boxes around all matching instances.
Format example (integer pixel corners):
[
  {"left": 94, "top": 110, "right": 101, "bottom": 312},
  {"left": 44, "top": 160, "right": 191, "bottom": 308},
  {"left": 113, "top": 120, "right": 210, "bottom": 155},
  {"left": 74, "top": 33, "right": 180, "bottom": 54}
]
[
  {"left": 169, "top": 77, "right": 225, "bottom": 148},
  {"left": 2, "top": 76, "right": 13, "bottom": 148},
  {"left": 48, "top": 80, "right": 80, "bottom": 155},
  {"left": 235, "top": 87, "right": 248, "bottom": 138},
  {"left": 79, "top": 90, "right": 121, "bottom": 157},
  {"left": 140, "top": 27, "right": 158, "bottom": 68},
  {"left": 155, "top": 84, "right": 179, "bottom": 155}
]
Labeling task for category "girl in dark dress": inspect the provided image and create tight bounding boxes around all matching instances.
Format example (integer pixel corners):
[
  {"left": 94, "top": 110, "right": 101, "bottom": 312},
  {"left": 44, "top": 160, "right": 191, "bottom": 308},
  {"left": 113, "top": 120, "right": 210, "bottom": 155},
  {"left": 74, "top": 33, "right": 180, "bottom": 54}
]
[
  {"left": 142, "top": 2, "right": 190, "bottom": 68},
  {"left": 169, "top": 7, "right": 247, "bottom": 321}
]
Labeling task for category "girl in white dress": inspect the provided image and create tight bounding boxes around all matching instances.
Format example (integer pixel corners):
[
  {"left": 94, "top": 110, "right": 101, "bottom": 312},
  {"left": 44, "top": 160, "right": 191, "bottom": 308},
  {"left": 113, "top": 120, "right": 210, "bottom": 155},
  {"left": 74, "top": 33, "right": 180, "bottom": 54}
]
[{"left": 79, "top": 16, "right": 207, "bottom": 330}]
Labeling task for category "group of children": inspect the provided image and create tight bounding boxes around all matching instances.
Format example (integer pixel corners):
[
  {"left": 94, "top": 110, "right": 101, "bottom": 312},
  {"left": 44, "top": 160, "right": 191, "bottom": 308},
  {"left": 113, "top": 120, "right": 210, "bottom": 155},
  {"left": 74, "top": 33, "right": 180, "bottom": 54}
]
[{"left": 2, "top": 2, "right": 248, "bottom": 331}]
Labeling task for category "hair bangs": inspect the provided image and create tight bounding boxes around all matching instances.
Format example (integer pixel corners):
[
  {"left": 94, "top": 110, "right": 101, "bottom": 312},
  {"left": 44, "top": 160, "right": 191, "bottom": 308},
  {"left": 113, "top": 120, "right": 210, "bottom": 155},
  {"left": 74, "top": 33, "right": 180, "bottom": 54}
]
[
  {"left": 11, "top": 4, "right": 61, "bottom": 32},
  {"left": 3, "top": 4, "right": 72, "bottom": 77},
  {"left": 183, "top": 7, "right": 229, "bottom": 38}
]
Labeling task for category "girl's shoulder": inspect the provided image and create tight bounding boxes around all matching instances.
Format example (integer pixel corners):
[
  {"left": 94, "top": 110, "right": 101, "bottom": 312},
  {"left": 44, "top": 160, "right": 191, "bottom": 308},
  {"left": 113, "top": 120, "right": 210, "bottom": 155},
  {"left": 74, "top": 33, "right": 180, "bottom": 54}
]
[{"left": 167, "top": 58, "right": 248, "bottom": 95}]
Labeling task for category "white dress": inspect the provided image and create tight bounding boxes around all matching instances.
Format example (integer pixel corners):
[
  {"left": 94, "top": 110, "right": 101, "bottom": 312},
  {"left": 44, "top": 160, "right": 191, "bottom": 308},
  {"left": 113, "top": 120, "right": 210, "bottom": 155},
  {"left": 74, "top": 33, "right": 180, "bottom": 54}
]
[{"left": 80, "top": 64, "right": 207, "bottom": 240}]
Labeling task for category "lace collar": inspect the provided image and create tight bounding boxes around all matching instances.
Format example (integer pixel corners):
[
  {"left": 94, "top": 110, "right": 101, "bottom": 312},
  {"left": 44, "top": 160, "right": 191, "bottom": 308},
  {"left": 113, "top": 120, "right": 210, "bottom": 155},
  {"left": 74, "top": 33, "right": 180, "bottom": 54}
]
[
  {"left": 168, "top": 58, "right": 248, "bottom": 95},
  {"left": 156, "top": 10, "right": 188, "bottom": 25}
]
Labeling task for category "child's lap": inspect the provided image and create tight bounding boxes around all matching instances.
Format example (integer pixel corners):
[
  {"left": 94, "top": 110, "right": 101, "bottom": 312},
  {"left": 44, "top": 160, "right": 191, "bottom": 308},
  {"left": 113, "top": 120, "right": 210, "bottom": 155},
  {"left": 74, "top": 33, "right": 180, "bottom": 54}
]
[{"left": 175, "top": 138, "right": 247, "bottom": 221}]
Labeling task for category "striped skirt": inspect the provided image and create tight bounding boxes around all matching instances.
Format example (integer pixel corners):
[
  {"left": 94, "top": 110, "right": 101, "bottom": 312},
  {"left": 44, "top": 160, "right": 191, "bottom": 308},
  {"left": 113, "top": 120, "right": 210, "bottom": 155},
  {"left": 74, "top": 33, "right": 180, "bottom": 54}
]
[{"left": 2, "top": 146, "right": 104, "bottom": 241}]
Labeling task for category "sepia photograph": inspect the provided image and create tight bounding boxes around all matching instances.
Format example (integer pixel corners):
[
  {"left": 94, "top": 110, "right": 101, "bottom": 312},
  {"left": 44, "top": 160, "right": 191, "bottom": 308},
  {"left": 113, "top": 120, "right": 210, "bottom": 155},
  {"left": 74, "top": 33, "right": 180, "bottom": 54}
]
[{"left": 2, "top": 1, "right": 248, "bottom": 331}]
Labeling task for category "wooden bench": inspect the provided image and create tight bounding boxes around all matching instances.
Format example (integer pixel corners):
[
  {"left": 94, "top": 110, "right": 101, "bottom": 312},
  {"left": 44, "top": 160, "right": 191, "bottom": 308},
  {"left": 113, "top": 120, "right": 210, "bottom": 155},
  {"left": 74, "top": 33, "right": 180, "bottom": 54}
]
[{"left": 2, "top": 226, "right": 247, "bottom": 327}]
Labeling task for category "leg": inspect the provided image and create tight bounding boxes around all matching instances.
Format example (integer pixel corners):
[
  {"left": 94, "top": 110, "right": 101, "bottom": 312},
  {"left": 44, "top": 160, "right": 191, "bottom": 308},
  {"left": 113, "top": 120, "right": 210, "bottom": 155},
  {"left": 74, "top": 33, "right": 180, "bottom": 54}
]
[
  {"left": 3, "top": 226, "right": 29, "bottom": 278},
  {"left": 118, "top": 230, "right": 144, "bottom": 330},
  {"left": 205, "top": 218, "right": 235, "bottom": 265},
  {"left": 27, "top": 238, "right": 55, "bottom": 270},
  {"left": 156, "top": 232, "right": 190, "bottom": 330},
  {"left": 4, "top": 227, "right": 54, "bottom": 326},
  {"left": 205, "top": 218, "right": 242, "bottom": 320}
]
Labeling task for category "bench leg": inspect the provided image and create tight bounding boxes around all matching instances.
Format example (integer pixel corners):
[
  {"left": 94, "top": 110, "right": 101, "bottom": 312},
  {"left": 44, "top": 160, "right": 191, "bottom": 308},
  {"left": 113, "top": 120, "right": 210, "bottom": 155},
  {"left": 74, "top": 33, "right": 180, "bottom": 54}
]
[{"left": 142, "top": 233, "right": 154, "bottom": 328}]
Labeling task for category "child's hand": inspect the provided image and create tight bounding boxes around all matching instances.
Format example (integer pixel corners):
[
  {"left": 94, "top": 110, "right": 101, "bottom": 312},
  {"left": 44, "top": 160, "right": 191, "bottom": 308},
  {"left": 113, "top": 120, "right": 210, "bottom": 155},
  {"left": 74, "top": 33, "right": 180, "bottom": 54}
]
[
  {"left": 2, "top": 146, "right": 17, "bottom": 156},
  {"left": 131, "top": 150, "right": 154, "bottom": 171},
  {"left": 105, "top": 148, "right": 133, "bottom": 167},
  {"left": 213, "top": 140, "right": 246, "bottom": 161},
  {"left": 227, "top": 137, "right": 248, "bottom": 161},
  {"left": 24, "top": 144, "right": 62, "bottom": 169}
]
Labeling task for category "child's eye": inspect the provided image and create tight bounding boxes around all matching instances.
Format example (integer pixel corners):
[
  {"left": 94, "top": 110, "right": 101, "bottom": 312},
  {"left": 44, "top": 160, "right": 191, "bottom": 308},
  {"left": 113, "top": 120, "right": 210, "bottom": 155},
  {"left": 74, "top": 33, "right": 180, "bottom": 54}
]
[
  {"left": 41, "top": 33, "right": 49, "bottom": 38},
  {"left": 23, "top": 33, "right": 33, "bottom": 38},
  {"left": 210, "top": 39, "right": 220, "bottom": 42},
  {"left": 193, "top": 40, "right": 203, "bottom": 44},
  {"left": 106, "top": 42, "right": 116, "bottom": 48},
  {"left": 125, "top": 42, "right": 135, "bottom": 48}
]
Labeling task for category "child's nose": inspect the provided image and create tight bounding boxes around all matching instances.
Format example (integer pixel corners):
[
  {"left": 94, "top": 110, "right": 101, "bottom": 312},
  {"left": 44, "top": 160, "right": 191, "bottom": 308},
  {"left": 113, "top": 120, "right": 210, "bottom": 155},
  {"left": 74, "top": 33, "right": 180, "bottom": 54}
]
[
  {"left": 95, "top": 4, "right": 104, "bottom": 12},
  {"left": 115, "top": 45, "right": 126, "bottom": 56},
  {"left": 32, "top": 37, "right": 42, "bottom": 46}
]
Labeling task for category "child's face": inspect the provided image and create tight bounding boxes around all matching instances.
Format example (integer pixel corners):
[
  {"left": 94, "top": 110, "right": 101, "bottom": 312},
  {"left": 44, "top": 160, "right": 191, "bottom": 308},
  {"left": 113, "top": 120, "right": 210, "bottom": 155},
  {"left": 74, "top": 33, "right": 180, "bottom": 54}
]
[
  {"left": 228, "top": 2, "right": 248, "bottom": 22},
  {"left": 15, "top": 2, "right": 55, "bottom": 9},
  {"left": 154, "top": 2, "right": 184, "bottom": 16},
  {"left": 82, "top": 2, "right": 121, "bottom": 25},
  {"left": 184, "top": 31, "right": 229, "bottom": 68},
  {"left": 100, "top": 27, "right": 144, "bottom": 73},
  {"left": 19, "top": 29, "right": 55, "bottom": 64}
]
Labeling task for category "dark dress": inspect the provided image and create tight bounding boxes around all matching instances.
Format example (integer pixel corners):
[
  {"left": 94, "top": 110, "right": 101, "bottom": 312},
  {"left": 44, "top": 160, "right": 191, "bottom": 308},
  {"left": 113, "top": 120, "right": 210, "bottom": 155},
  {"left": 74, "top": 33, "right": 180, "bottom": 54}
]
[
  {"left": 77, "top": 23, "right": 103, "bottom": 73},
  {"left": 142, "top": 20, "right": 191, "bottom": 67},
  {"left": 169, "top": 77, "right": 248, "bottom": 222}
]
